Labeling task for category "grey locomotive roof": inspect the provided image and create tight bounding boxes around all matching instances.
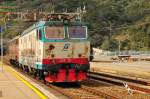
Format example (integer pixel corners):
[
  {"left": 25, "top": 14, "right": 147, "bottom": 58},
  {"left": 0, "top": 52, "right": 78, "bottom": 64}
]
[
  {"left": 20, "top": 20, "right": 87, "bottom": 37},
  {"left": 21, "top": 21, "right": 46, "bottom": 36},
  {"left": 8, "top": 36, "right": 20, "bottom": 43}
]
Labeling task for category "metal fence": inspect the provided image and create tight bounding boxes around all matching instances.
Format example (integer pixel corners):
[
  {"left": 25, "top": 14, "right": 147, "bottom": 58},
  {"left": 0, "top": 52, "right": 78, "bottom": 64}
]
[{"left": 94, "top": 51, "right": 150, "bottom": 56}]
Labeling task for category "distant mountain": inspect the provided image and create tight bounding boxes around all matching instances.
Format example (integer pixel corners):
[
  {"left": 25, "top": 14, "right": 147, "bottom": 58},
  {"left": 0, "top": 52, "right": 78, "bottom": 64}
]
[{"left": 0, "top": 0, "right": 150, "bottom": 51}]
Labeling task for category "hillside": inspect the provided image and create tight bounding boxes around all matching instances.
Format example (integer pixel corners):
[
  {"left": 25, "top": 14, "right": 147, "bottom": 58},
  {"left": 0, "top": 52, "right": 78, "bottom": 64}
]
[{"left": 0, "top": 0, "right": 150, "bottom": 51}]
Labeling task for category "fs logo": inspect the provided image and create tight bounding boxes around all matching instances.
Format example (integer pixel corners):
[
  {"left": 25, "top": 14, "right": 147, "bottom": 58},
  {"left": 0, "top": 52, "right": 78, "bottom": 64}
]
[{"left": 63, "top": 43, "right": 70, "bottom": 51}]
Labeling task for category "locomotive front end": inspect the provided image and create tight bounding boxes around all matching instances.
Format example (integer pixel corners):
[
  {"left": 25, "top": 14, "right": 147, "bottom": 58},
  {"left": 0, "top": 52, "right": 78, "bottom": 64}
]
[{"left": 42, "top": 22, "right": 91, "bottom": 82}]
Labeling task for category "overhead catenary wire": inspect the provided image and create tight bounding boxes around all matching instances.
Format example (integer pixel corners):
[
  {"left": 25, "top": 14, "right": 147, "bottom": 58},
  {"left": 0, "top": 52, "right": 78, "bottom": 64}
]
[{"left": 92, "top": 22, "right": 150, "bottom": 32}]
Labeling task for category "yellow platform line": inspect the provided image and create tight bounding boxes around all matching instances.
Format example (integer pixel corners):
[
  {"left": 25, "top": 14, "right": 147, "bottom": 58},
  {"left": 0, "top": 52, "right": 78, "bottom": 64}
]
[{"left": 6, "top": 66, "right": 47, "bottom": 99}]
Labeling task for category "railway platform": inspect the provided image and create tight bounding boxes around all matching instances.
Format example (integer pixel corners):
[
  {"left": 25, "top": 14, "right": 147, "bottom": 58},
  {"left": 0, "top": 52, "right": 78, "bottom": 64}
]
[
  {"left": 0, "top": 62, "right": 45, "bottom": 99},
  {"left": 0, "top": 62, "right": 61, "bottom": 99}
]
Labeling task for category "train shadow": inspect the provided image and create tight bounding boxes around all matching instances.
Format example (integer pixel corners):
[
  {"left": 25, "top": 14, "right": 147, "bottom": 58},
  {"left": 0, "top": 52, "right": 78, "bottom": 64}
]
[
  {"left": 51, "top": 79, "right": 114, "bottom": 88},
  {"left": 51, "top": 82, "right": 81, "bottom": 88}
]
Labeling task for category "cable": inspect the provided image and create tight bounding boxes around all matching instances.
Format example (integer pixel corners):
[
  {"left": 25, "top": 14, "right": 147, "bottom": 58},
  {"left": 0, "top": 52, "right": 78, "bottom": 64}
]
[{"left": 91, "top": 22, "right": 150, "bottom": 32}]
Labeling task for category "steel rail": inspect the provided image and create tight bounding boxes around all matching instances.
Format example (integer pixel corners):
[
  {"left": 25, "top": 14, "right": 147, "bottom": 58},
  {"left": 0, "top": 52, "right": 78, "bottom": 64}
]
[
  {"left": 89, "top": 71, "right": 150, "bottom": 85},
  {"left": 88, "top": 71, "right": 150, "bottom": 94}
]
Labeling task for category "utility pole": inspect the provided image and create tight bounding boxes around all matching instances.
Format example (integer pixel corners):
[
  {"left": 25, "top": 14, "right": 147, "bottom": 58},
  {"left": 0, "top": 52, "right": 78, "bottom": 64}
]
[
  {"left": 108, "top": 21, "right": 112, "bottom": 52},
  {"left": 119, "top": 40, "right": 121, "bottom": 55},
  {"left": 0, "top": 25, "right": 3, "bottom": 72},
  {"left": 109, "top": 21, "right": 112, "bottom": 37}
]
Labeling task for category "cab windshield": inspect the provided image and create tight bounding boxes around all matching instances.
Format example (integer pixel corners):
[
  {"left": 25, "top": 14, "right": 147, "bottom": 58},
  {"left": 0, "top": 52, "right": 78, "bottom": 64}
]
[
  {"left": 68, "top": 26, "right": 87, "bottom": 39},
  {"left": 45, "top": 26, "right": 64, "bottom": 39}
]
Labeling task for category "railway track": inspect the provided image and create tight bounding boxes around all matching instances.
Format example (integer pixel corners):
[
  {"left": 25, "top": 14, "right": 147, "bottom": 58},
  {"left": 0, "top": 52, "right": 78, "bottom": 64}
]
[
  {"left": 48, "top": 82, "right": 119, "bottom": 99},
  {"left": 48, "top": 83, "right": 115, "bottom": 99},
  {"left": 88, "top": 71, "right": 150, "bottom": 94}
]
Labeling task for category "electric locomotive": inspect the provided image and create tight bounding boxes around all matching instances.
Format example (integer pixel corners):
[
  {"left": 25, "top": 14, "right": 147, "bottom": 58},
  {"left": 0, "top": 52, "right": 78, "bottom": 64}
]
[{"left": 8, "top": 13, "right": 91, "bottom": 83}]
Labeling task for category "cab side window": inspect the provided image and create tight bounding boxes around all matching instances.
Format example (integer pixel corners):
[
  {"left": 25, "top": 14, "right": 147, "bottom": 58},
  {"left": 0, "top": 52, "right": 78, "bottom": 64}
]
[{"left": 36, "top": 29, "right": 42, "bottom": 40}]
